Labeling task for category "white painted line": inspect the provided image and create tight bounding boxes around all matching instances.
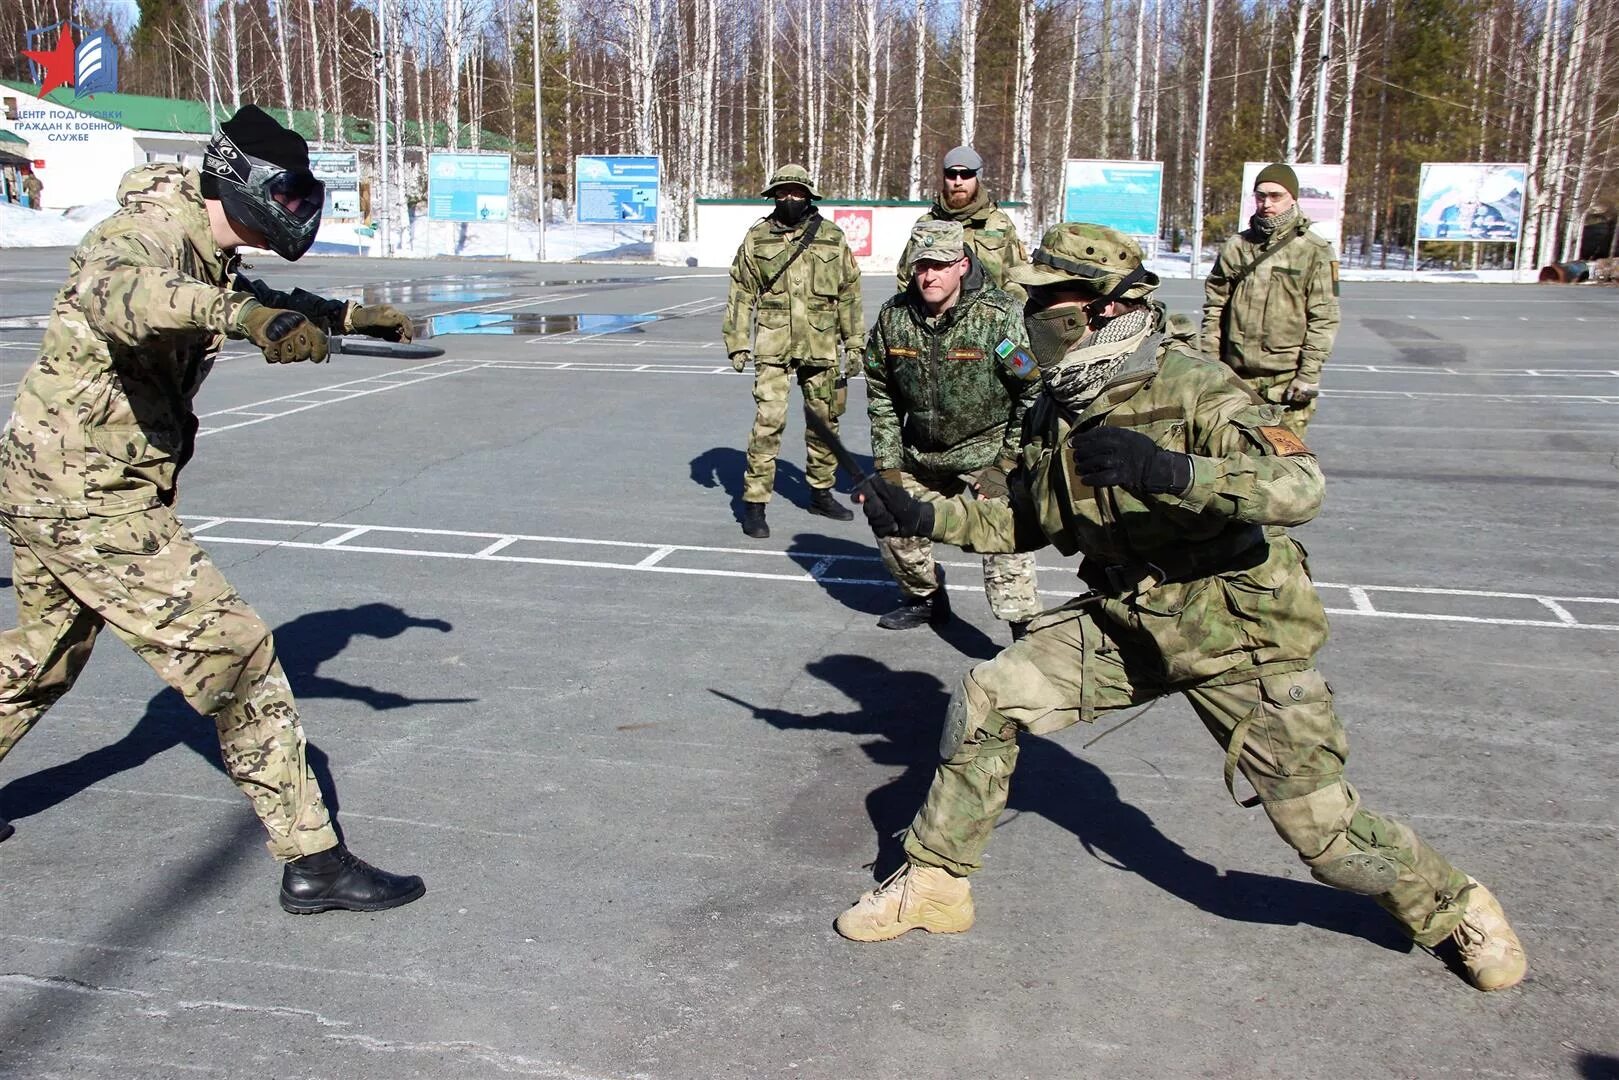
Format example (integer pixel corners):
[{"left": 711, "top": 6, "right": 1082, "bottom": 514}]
[
  {"left": 1536, "top": 597, "right": 1580, "bottom": 625},
  {"left": 636, "top": 545, "right": 678, "bottom": 568},
  {"left": 1347, "top": 586, "right": 1377, "bottom": 614},
  {"left": 196, "top": 360, "right": 488, "bottom": 436},
  {"left": 474, "top": 536, "right": 519, "bottom": 557},
  {"left": 320, "top": 526, "right": 373, "bottom": 547}
]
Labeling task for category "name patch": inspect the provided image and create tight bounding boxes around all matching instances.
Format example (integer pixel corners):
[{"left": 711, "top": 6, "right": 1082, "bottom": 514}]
[{"left": 1258, "top": 426, "right": 1311, "bottom": 456}]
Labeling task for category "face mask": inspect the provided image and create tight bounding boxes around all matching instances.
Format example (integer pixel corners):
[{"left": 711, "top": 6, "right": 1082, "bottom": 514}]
[
  {"left": 1029, "top": 306, "right": 1153, "bottom": 415},
  {"left": 774, "top": 198, "right": 810, "bottom": 226},
  {"left": 1023, "top": 300, "right": 1090, "bottom": 371}
]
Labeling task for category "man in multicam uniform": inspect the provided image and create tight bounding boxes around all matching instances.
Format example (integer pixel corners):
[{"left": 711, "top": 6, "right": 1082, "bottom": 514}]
[
  {"left": 865, "top": 219, "right": 1041, "bottom": 638},
  {"left": 834, "top": 222, "right": 1527, "bottom": 994},
  {"left": 896, "top": 146, "right": 1029, "bottom": 302},
  {"left": 722, "top": 164, "right": 864, "bottom": 539},
  {"left": 1202, "top": 162, "right": 1340, "bottom": 437},
  {"left": 0, "top": 105, "right": 426, "bottom": 914}
]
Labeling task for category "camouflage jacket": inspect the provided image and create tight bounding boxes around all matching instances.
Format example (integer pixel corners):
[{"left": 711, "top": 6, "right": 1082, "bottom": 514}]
[
  {"left": 865, "top": 256, "right": 1039, "bottom": 476},
  {"left": 1201, "top": 217, "right": 1340, "bottom": 382},
  {"left": 896, "top": 195, "right": 1028, "bottom": 300},
  {"left": 721, "top": 211, "right": 863, "bottom": 367},
  {"left": 0, "top": 164, "right": 349, "bottom": 518},
  {"left": 929, "top": 315, "right": 1329, "bottom": 687}
]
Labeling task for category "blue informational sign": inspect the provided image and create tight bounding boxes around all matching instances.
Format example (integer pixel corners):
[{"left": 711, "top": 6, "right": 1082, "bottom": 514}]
[
  {"left": 575, "top": 155, "right": 660, "bottom": 224},
  {"left": 1062, "top": 160, "right": 1164, "bottom": 239},
  {"left": 427, "top": 152, "right": 511, "bottom": 223}
]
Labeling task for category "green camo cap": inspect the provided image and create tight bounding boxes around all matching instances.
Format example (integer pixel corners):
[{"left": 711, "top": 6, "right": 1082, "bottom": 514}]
[
  {"left": 761, "top": 164, "right": 822, "bottom": 199},
  {"left": 908, "top": 220, "right": 967, "bottom": 266},
  {"left": 1009, "top": 222, "right": 1160, "bottom": 299}
]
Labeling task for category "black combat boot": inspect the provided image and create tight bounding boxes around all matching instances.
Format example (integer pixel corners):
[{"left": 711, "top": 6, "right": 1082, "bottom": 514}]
[
  {"left": 1009, "top": 620, "right": 1031, "bottom": 642},
  {"left": 877, "top": 565, "right": 952, "bottom": 629},
  {"left": 808, "top": 488, "right": 854, "bottom": 521},
  {"left": 0, "top": 817, "right": 13, "bottom": 844},
  {"left": 280, "top": 845, "right": 425, "bottom": 914},
  {"left": 742, "top": 502, "right": 770, "bottom": 539}
]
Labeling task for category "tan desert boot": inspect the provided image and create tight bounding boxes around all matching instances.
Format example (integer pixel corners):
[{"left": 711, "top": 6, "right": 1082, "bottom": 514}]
[
  {"left": 835, "top": 863, "right": 974, "bottom": 942},
  {"left": 1449, "top": 876, "right": 1527, "bottom": 991}
]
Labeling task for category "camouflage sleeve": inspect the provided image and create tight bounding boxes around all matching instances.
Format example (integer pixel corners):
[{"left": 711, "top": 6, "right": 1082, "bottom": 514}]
[
  {"left": 233, "top": 274, "right": 350, "bottom": 334},
  {"left": 838, "top": 240, "right": 864, "bottom": 350},
  {"left": 1156, "top": 365, "right": 1324, "bottom": 528},
  {"left": 76, "top": 231, "right": 257, "bottom": 347},
  {"left": 996, "top": 307, "right": 1039, "bottom": 467},
  {"left": 1199, "top": 242, "right": 1232, "bottom": 362},
  {"left": 894, "top": 238, "right": 914, "bottom": 293},
  {"left": 1297, "top": 246, "right": 1340, "bottom": 382},
  {"left": 928, "top": 480, "right": 1048, "bottom": 555},
  {"left": 721, "top": 236, "right": 759, "bottom": 356},
  {"left": 864, "top": 318, "right": 904, "bottom": 472}
]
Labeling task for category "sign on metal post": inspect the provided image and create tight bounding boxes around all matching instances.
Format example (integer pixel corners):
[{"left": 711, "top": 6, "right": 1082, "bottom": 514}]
[
  {"left": 575, "top": 155, "right": 660, "bottom": 225},
  {"left": 1062, "top": 160, "right": 1164, "bottom": 244},
  {"left": 1239, "top": 162, "right": 1347, "bottom": 250},
  {"left": 427, "top": 152, "right": 512, "bottom": 222},
  {"left": 309, "top": 151, "right": 360, "bottom": 220},
  {"left": 1416, "top": 163, "right": 1526, "bottom": 243}
]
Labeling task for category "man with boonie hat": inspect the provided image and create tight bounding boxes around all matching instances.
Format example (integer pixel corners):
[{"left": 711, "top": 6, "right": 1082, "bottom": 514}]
[{"left": 836, "top": 221, "right": 1525, "bottom": 997}]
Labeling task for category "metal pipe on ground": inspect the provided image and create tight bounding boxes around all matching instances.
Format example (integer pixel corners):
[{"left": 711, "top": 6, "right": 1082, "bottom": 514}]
[{"left": 1537, "top": 261, "right": 1590, "bottom": 283}]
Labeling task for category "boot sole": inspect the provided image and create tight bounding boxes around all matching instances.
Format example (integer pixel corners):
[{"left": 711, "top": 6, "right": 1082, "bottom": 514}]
[
  {"left": 835, "top": 916, "right": 974, "bottom": 942},
  {"left": 806, "top": 507, "right": 854, "bottom": 521},
  {"left": 279, "top": 879, "right": 426, "bottom": 914}
]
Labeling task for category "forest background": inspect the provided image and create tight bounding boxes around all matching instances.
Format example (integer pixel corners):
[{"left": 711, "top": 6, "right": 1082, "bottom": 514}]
[{"left": 2, "top": 0, "right": 1613, "bottom": 268}]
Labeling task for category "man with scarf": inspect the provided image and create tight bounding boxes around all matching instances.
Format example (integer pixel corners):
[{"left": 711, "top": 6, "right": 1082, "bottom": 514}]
[
  {"left": 1202, "top": 162, "right": 1340, "bottom": 437},
  {"left": 896, "top": 147, "right": 1029, "bottom": 302},
  {"left": 722, "top": 164, "right": 864, "bottom": 538},
  {"left": 0, "top": 105, "right": 425, "bottom": 914},
  {"left": 832, "top": 222, "right": 1526, "bottom": 994}
]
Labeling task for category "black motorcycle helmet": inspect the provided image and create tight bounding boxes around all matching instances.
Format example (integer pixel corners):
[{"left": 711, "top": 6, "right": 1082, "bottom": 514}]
[{"left": 200, "top": 105, "right": 324, "bottom": 261}]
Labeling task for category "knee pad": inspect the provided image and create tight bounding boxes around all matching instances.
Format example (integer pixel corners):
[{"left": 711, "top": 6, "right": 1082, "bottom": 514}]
[
  {"left": 1308, "top": 846, "right": 1399, "bottom": 895},
  {"left": 939, "top": 669, "right": 1007, "bottom": 761}
]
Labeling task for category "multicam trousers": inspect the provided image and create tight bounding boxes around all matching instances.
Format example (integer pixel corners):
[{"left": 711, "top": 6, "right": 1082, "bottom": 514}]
[
  {"left": 743, "top": 360, "right": 844, "bottom": 504},
  {"left": 902, "top": 597, "right": 1473, "bottom": 945},
  {"left": 878, "top": 470, "right": 1040, "bottom": 624},
  {"left": 0, "top": 507, "right": 338, "bottom": 860},
  {"left": 1244, "top": 371, "right": 1318, "bottom": 438}
]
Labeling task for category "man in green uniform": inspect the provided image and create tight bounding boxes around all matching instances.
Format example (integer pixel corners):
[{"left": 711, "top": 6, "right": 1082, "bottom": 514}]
[
  {"left": 0, "top": 105, "right": 425, "bottom": 913},
  {"left": 896, "top": 147, "right": 1029, "bottom": 300},
  {"left": 1202, "top": 162, "right": 1340, "bottom": 437},
  {"left": 834, "top": 222, "right": 1526, "bottom": 993},
  {"left": 866, "top": 219, "right": 1041, "bottom": 637},
  {"left": 722, "top": 164, "right": 864, "bottom": 538},
  {"left": 20, "top": 168, "right": 43, "bottom": 210}
]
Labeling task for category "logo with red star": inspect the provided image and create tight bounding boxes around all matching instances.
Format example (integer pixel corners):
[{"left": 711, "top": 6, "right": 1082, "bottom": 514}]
[{"left": 22, "top": 21, "right": 118, "bottom": 100}]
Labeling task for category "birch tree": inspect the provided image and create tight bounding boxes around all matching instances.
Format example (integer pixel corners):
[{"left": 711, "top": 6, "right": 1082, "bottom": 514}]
[{"left": 907, "top": 0, "right": 928, "bottom": 198}]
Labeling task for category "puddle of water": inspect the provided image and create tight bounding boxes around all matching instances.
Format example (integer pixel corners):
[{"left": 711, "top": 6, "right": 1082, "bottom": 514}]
[
  {"left": 357, "top": 275, "right": 513, "bottom": 304},
  {"left": 420, "top": 313, "right": 660, "bottom": 337}
]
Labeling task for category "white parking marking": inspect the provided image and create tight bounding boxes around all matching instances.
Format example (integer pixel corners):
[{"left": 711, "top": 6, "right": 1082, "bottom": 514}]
[
  {"left": 182, "top": 515, "right": 1619, "bottom": 632},
  {"left": 195, "top": 359, "right": 488, "bottom": 436}
]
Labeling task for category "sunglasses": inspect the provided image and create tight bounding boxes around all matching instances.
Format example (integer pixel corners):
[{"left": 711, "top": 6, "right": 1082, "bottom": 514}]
[{"left": 943, "top": 168, "right": 978, "bottom": 180}]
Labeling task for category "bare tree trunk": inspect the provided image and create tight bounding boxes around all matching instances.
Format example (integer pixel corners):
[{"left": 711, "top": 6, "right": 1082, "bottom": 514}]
[
  {"left": 1130, "top": 0, "right": 1146, "bottom": 157},
  {"left": 227, "top": 0, "right": 241, "bottom": 110},
  {"left": 1014, "top": 0, "right": 1035, "bottom": 199},
  {"left": 1562, "top": 0, "right": 1606, "bottom": 258},
  {"left": 1285, "top": 0, "right": 1310, "bottom": 160},
  {"left": 1100, "top": 0, "right": 1113, "bottom": 155},
  {"left": 274, "top": 0, "right": 294, "bottom": 113},
  {"left": 1520, "top": 0, "right": 1558, "bottom": 268},
  {"left": 443, "top": 0, "right": 464, "bottom": 148},
  {"left": 875, "top": 16, "right": 895, "bottom": 195},
  {"left": 908, "top": 0, "right": 928, "bottom": 198},
  {"left": 765, "top": 0, "right": 777, "bottom": 171},
  {"left": 1339, "top": 0, "right": 1367, "bottom": 181},
  {"left": 1543, "top": 0, "right": 1589, "bottom": 265},
  {"left": 304, "top": 0, "right": 326, "bottom": 142},
  {"left": 1148, "top": 0, "right": 1161, "bottom": 158},
  {"left": 857, "top": 0, "right": 880, "bottom": 197},
  {"left": 1312, "top": 0, "right": 1332, "bottom": 162},
  {"left": 701, "top": 0, "right": 719, "bottom": 193},
  {"left": 1061, "top": 0, "right": 1081, "bottom": 160},
  {"left": 627, "top": 0, "right": 657, "bottom": 154},
  {"left": 1191, "top": 0, "right": 1214, "bottom": 273},
  {"left": 960, "top": 0, "right": 978, "bottom": 145},
  {"left": 329, "top": 1, "right": 348, "bottom": 146},
  {"left": 1262, "top": 2, "right": 1275, "bottom": 136}
]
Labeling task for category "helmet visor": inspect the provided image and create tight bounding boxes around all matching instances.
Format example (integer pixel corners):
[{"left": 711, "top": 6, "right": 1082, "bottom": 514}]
[{"left": 263, "top": 167, "right": 324, "bottom": 223}]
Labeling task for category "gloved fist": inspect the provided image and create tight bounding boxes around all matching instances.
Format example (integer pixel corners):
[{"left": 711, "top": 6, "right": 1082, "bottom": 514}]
[
  {"left": 861, "top": 476, "right": 935, "bottom": 539},
  {"left": 972, "top": 464, "right": 1010, "bottom": 501},
  {"left": 239, "top": 303, "right": 328, "bottom": 364},
  {"left": 843, "top": 342, "right": 864, "bottom": 379},
  {"left": 349, "top": 303, "right": 414, "bottom": 342},
  {"left": 1283, "top": 378, "right": 1320, "bottom": 405},
  {"left": 731, "top": 350, "right": 753, "bottom": 373},
  {"left": 1069, "top": 424, "right": 1190, "bottom": 495}
]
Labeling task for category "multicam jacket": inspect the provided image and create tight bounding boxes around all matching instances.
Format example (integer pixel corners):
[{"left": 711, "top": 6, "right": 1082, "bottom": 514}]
[
  {"left": 866, "top": 257, "right": 1039, "bottom": 477},
  {"left": 721, "top": 211, "right": 864, "bottom": 367},
  {"left": 0, "top": 164, "right": 350, "bottom": 518},
  {"left": 1201, "top": 218, "right": 1341, "bottom": 382},
  {"left": 929, "top": 310, "right": 1330, "bottom": 687},
  {"left": 896, "top": 195, "right": 1029, "bottom": 299}
]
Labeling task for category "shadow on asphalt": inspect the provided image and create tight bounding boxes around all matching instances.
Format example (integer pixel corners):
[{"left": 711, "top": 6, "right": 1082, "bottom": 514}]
[
  {"left": 0, "top": 603, "right": 472, "bottom": 833},
  {"left": 722, "top": 652, "right": 1408, "bottom": 953},
  {"left": 688, "top": 444, "right": 875, "bottom": 527}
]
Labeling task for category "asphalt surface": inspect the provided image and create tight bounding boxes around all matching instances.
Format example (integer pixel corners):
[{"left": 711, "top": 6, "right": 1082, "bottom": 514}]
[{"left": 0, "top": 250, "right": 1615, "bottom": 1080}]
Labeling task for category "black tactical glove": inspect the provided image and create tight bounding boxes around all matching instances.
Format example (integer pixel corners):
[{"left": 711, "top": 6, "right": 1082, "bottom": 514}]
[
  {"left": 239, "top": 302, "right": 329, "bottom": 364},
  {"left": 1068, "top": 425, "right": 1191, "bottom": 495},
  {"left": 348, "top": 303, "right": 414, "bottom": 342},
  {"left": 861, "top": 476, "right": 935, "bottom": 539},
  {"left": 972, "top": 463, "right": 1010, "bottom": 500}
]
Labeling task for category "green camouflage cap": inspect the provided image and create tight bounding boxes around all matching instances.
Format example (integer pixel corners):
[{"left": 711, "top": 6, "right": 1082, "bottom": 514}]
[
  {"left": 907, "top": 220, "right": 966, "bottom": 266},
  {"left": 1009, "top": 222, "right": 1160, "bottom": 299},
  {"left": 761, "top": 164, "right": 822, "bottom": 199}
]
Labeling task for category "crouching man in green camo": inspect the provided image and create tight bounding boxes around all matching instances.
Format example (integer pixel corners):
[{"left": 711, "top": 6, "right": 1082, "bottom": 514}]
[
  {"left": 0, "top": 105, "right": 424, "bottom": 914},
  {"left": 834, "top": 222, "right": 1526, "bottom": 993}
]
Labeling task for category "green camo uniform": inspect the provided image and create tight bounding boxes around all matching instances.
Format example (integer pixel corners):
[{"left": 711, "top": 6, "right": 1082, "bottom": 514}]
[
  {"left": 896, "top": 194, "right": 1029, "bottom": 302},
  {"left": 0, "top": 164, "right": 343, "bottom": 860},
  {"left": 867, "top": 253, "right": 1040, "bottom": 620},
  {"left": 904, "top": 313, "right": 1474, "bottom": 947},
  {"left": 722, "top": 211, "right": 864, "bottom": 503},
  {"left": 1201, "top": 217, "right": 1340, "bottom": 437}
]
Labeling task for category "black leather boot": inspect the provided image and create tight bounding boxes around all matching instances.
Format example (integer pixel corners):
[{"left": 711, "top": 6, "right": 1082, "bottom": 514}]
[
  {"left": 742, "top": 501, "right": 770, "bottom": 538},
  {"left": 808, "top": 488, "right": 854, "bottom": 521},
  {"left": 0, "top": 817, "right": 12, "bottom": 844},
  {"left": 877, "top": 565, "right": 952, "bottom": 629},
  {"left": 280, "top": 845, "right": 425, "bottom": 914}
]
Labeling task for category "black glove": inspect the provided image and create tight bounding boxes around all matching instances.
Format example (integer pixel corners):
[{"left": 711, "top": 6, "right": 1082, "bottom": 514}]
[
  {"left": 972, "top": 464, "right": 1010, "bottom": 500},
  {"left": 1068, "top": 425, "right": 1191, "bottom": 495},
  {"left": 860, "top": 476, "right": 935, "bottom": 539}
]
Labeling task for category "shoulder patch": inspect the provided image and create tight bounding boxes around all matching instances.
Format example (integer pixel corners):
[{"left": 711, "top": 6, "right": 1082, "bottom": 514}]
[
  {"left": 994, "top": 337, "right": 1039, "bottom": 380},
  {"left": 1257, "top": 426, "right": 1311, "bottom": 456}
]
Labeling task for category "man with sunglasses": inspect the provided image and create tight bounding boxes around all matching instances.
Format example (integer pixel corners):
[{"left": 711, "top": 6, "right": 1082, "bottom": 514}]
[
  {"left": 1202, "top": 162, "right": 1340, "bottom": 437},
  {"left": 834, "top": 221, "right": 1526, "bottom": 994},
  {"left": 0, "top": 105, "right": 424, "bottom": 914},
  {"left": 896, "top": 147, "right": 1029, "bottom": 301}
]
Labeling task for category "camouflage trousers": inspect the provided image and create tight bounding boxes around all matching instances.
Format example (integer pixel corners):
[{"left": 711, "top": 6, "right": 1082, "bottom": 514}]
[
  {"left": 1245, "top": 370, "right": 1317, "bottom": 438},
  {"left": 0, "top": 508, "right": 338, "bottom": 860},
  {"left": 743, "top": 360, "right": 844, "bottom": 504},
  {"left": 902, "top": 599, "right": 1473, "bottom": 945},
  {"left": 878, "top": 470, "right": 1040, "bottom": 623}
]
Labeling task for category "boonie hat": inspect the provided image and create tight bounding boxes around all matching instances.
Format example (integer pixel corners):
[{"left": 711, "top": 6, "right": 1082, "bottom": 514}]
[
  {"left": 761, "top": 164, "right": 822, "bottom": 199},
  {"left": 1009, "top": 222, "right": 1160, "bottom": 300}
]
